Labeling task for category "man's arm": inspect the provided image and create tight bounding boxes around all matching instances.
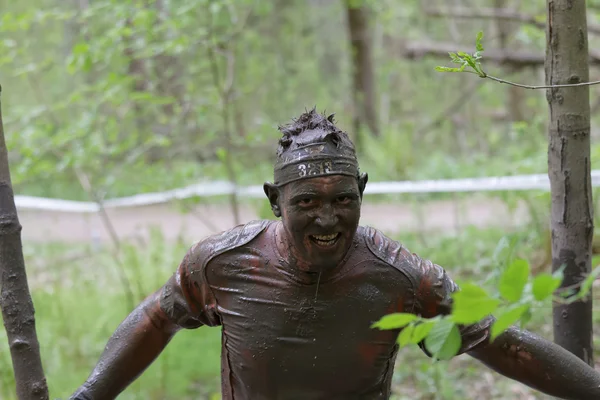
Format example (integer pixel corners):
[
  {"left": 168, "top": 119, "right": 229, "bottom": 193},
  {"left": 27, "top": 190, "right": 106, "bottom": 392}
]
[
  {"left": 402, "top": 247, "right": 600, "bottom": 399},
  {"left": 468, "top": 326, "right": 600, "bottom": 400},
  {"left": 70, "top": 244, "right": 211, "bottom": 400},
  {"left": 70, "top": 290, "right": 181, "bottom": 400}
]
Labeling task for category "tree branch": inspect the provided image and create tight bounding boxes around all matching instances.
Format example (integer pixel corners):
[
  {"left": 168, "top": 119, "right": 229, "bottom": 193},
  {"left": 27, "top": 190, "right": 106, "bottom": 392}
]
[
  {"left": 74, "top": 168, "right": 136, "bottom": 310},
  {"left": 423, "top": 7, "right": 600, "bottom": 36},
  {"left": 398, "top": 41, "right": 600, "bottom": 68},
  {"left": 483, "top": 73, "right": 600, "bottom": 89}
]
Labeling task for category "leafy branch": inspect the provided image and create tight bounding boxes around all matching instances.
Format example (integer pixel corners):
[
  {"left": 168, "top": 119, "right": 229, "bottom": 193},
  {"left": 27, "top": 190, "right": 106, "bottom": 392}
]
[
  {"left": 436, "top": 32, "right": 600, "bottom": 89},
  {"left": 372, "top": 236, "right": 600, "bottom": 361}
]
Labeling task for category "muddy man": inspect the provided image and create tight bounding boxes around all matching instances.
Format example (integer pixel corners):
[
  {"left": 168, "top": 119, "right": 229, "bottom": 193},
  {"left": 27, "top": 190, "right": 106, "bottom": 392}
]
[{"left": 71, "top": 109, "right": 600, "bottom": 399}]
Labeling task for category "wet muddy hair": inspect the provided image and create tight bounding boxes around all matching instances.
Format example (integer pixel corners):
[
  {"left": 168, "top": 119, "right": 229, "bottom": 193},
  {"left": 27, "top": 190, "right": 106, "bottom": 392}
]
[
  {"left": 271, "top": 108, "right": 362, "bottom": 187},
  {"left": 276, "top": 107, "right": 356, "bottom": 158}
]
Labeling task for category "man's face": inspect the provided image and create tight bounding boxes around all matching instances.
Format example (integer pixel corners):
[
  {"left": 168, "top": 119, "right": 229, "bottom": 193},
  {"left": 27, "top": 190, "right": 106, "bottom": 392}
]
[{"left": 267, "top": 174, "right": 366, "bottom": 271}]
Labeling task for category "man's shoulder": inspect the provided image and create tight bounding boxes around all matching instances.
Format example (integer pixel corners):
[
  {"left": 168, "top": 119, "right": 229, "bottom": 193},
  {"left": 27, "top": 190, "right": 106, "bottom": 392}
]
[
  {"left": 357, "top": 225, "right": 419, "bottom": 283},
  {"left": 186, "top": 219, "right": 274, "bottom": 268},
  {"left": 357, "top": 225, "right": 408, "bottom": 265}
]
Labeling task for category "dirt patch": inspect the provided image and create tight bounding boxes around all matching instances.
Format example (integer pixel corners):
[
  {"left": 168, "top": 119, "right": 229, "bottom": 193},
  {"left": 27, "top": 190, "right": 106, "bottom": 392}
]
[{"left": 17, "top": 197, "right": 532, "bottom": 245}]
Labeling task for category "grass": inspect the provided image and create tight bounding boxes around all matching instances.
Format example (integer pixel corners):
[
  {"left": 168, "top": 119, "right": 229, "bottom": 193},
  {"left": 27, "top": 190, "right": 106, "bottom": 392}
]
[
  {"left": 1, "top": 220, "right": 600, "bottom": 400},
  {"left": 1, "top": 230, "right": 224, "bottom": 400}
]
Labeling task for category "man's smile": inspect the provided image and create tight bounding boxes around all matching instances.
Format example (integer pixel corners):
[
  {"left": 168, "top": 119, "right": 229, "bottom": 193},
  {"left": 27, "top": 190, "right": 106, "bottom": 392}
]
[{"left": 309, "top": 232, "right": 342, "bottom": 248}]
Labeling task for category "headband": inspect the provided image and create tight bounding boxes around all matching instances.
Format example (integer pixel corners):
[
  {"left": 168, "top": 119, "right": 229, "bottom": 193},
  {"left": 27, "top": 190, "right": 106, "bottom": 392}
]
[{"left": 273, "top": 142, "right": 360, "bottom": 186}]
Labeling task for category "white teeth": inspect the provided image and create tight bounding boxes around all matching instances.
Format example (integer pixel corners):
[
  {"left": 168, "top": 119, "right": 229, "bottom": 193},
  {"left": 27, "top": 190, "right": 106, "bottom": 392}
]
[{"left": 313, "top": 233, "right": 338, "bottom": 241}]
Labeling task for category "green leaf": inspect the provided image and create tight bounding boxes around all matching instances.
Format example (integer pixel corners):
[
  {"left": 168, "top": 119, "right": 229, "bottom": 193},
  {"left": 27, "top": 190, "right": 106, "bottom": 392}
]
[
  {"left": 412, "top": 320, "right": 436, "bottom": 344},
  {"left": 372, "top": 313, "right": 418, "bottom": 330},
  {"left": 519, "top": 308, "right": 532, "bottom": 329},
  {"left": 451, "top": 283, "right": 500, "bottom": 324},
  {"left": 424, "top": 319, "right": 462, "bottom": 360},
  {"left": 475, "top": 31, "right": 484, "bottom": 52},
  {"left": 464, "top": 57, "right": 479, "bottom": 72},
  {"left": 435, "top": 66, "right": 465, "bottom": 73},
  {"left": 490, "top": 304, "right": 529, "bottom": 341},
  {"left": 531, "top": 273, "right": 562, "bottom": 301},
  {"left": 397, "top": 324, "right": 415, "bottom": 346},
  {"left": 456, "top": 51, "right": 471, "bottom": 62},
  {"left": 499, "top": 259, "right": 530, "bottom": 302},
  {"left": 448, "top": 52, "right": 462, "bottom": 64}
]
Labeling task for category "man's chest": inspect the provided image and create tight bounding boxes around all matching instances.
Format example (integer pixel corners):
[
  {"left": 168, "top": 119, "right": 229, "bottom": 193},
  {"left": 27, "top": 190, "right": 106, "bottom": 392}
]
[
  {"left": 206, "top": 256, "right": 412, "bottom": 395},
  {"left": 219, "top": 279, "right": 396, "bottom": 346},
  {"left": 209, "top": 256, "right": 407, "bottom": 335}
]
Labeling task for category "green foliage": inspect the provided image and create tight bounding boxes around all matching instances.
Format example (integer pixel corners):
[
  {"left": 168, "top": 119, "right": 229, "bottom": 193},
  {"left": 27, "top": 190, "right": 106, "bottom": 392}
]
[
  {"left": 0, "top": 231, "right": 222, "bottom": 400},
  {"left": 490, "top": 304, "right": 529, "bottom": 341},
  {"left": 373, "top": 235, "right": 600, "bottom": 361},
  {"left": 498, "top": 259, "right": 529, "bottom": 302},
  {"left": 531, "top": 273, "right": 562, "bottom": 301},
  {"left": 424, "top": 319, "right": 461, "bottom": 361},
  {"left": 1, "top": 0, "right": 350, "bottom": 200},
  {"left": 1, "top": 1, "right": 581, "bottom": 203},
  {"left": 436, "top": 29, "right": 600, "bottom": 90},
  {"left": 372, "top": 313, "right": 418, "bottom": 330},
  {"left": 435, "top": 32, "right": 486, "bottom": 77},
  {"left": 451, "top": 283, "right": 500, "bottom": 325}
]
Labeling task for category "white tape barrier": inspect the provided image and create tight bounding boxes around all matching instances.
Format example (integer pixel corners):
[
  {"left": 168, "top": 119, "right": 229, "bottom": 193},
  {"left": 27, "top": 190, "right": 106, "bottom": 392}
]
[{"left": 14, "top": 171, "right": 600, "bottom": 213}]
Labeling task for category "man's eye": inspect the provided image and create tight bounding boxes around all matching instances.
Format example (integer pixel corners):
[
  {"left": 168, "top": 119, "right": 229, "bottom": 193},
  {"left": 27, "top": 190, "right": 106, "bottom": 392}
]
[
  {"left": 298, "top": 198, "right": 313, "bottom": 206},
  {"left": 337, "top": 196, "right": 351, "bottom": 204}
]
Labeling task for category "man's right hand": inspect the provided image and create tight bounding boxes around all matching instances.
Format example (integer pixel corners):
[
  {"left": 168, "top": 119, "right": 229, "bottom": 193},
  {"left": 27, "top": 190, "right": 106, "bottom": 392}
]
[{"left": 69, "top": 289, "right": 182, "bottom": 400}]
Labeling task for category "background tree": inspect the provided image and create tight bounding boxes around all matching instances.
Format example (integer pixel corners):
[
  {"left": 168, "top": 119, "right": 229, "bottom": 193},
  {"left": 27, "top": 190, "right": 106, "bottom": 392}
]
[
  {"left": 546, "top": 0, "right": 594, "bottom": 366},
  {"left": 345, "top": 0, "right": 379, "bottom": 147},
  {"left": 0, "top": 85, "right": 49, "bottom": 399}
]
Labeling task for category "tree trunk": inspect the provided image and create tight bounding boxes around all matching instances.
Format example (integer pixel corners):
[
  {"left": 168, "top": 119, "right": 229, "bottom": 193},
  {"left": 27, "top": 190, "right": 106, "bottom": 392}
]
[
  {"left": 0, "top": 87, "right": 49, "bottom": 398},
  {"left": 345, "top": 0, "right": 379, "bottom": 140},
  {"left": 545, "top": 0, "right": 594, "bottom": 366}
]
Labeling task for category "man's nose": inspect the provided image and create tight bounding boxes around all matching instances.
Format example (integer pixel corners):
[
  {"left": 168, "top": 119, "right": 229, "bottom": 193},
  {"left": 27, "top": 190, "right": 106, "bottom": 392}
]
[{"left": 314, "top": 206, "right": 338, "bottom": 229}]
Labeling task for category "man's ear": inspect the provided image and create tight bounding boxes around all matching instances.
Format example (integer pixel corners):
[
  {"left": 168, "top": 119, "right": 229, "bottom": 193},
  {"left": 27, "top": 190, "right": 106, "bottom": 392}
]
[
  {"left": 263, "top": 182, "right": 282, "bottom": 218},
  {"left": 358, "top": 172, "right": 368, "bottom": 198}
]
